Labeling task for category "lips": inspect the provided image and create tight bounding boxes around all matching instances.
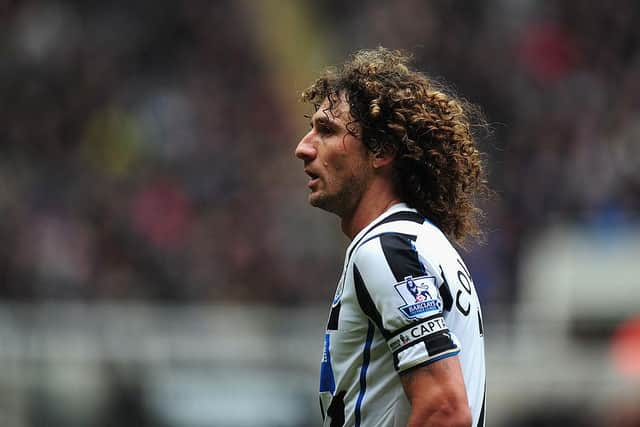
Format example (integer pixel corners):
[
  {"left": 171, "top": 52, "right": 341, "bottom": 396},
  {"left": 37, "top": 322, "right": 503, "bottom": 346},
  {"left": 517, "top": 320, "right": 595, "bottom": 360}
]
[{"left": 305, "top": 169, "right": 320, "bottom": 187}]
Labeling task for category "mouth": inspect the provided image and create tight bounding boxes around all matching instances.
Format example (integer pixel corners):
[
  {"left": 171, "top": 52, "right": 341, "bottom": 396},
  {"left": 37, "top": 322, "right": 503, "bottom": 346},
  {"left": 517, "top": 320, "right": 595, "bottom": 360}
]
[{"left": 305, "top": 169, "right": 320, "bottom": 187}]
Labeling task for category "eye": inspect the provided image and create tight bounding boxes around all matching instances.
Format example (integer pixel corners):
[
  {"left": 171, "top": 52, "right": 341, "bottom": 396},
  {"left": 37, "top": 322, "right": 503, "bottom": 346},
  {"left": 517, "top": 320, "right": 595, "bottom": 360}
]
[
  {"left": 317, "top": 124, "right": 330, "bottom": 134},
  {"left": 316, "top": 122, "right": 334, "bottom": 135}
]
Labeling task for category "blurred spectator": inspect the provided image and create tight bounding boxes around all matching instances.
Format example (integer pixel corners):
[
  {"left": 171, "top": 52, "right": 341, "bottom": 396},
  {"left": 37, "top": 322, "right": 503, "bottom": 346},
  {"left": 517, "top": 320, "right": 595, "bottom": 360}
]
[{"left": 0, "top": 0, "right": 638, "bottom": 313}]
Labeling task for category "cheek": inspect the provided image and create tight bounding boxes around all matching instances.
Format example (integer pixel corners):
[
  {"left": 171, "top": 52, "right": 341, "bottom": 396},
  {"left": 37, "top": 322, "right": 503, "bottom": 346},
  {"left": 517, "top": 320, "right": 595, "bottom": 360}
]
[
  {"left": 320, "top": 137, "right": 368, "bottom": 177},
  {"left": 321, "top": 150, "right": 348, "bottom": 173},
  {"left": 326, "top": 157, "right": 352, "bottom": 181}
]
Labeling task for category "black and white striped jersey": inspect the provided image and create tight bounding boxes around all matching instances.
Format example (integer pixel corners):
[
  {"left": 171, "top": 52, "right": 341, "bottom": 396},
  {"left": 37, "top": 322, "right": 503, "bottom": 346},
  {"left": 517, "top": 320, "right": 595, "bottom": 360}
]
[{"left": 319, "top": 203, "right": 486, "bottom": 427}]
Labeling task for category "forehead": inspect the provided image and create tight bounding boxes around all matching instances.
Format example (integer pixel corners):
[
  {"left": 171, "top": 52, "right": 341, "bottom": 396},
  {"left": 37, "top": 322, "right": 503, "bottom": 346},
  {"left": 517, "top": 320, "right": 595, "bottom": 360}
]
[{"left": 312, "top": 94, "right": 352, "bottom": 124}]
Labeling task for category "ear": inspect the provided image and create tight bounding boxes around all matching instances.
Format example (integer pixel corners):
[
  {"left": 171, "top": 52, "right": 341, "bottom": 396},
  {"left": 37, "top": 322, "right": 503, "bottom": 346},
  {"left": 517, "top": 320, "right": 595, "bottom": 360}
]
[{"left": 372, "top": 148, "right": 396, "bottom": 169}]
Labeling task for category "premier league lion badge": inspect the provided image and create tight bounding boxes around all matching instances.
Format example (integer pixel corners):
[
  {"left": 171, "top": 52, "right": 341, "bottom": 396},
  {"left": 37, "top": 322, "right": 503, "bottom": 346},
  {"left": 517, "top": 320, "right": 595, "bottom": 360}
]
[{"left": 394, "top": 275, "right": 441, "bottom": 319}]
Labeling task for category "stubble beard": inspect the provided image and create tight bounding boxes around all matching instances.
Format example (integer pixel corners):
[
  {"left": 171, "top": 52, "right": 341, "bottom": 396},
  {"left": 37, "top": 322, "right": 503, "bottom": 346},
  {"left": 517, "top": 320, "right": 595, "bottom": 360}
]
[{"left": 309, "top": 171, "right": 368, "bottom": 219}]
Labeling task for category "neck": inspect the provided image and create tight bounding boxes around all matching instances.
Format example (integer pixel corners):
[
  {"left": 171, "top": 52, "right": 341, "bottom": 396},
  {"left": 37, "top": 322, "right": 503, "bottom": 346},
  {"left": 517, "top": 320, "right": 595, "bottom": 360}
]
[{"left": 341, "top": 184, "right": 402, "bottom": 240}]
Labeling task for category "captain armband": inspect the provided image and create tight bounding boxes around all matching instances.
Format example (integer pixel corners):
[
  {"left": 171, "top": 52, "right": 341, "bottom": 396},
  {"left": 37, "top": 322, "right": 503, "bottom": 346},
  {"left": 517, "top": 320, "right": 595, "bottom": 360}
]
[{"left": 387, "top": 315, "right": 460, "bottom": 373}]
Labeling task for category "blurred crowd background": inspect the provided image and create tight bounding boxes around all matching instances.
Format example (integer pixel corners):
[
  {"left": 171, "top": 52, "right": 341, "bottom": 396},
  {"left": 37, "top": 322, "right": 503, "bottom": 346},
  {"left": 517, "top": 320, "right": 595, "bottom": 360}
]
[{"left": 1, "top": 1, "right": 639, "bottom": 426}]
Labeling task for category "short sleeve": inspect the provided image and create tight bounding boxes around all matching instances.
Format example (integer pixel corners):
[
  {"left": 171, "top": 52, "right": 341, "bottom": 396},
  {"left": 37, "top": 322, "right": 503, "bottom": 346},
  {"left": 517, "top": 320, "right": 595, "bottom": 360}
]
[{"left": 353, "top": 233, "right": 460, "bottom": 373}]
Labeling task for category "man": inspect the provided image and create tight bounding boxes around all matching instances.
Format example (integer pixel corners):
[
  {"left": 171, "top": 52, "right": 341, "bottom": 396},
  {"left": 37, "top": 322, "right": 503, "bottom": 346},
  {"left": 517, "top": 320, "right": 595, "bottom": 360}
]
[{"left": 295, "top": 48, "right": 487, "bottom": 427}]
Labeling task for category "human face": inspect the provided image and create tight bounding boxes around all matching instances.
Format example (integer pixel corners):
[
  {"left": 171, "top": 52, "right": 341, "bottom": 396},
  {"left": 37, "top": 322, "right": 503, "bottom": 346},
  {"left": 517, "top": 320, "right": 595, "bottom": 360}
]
[{"left": 295, "top": 96, "right": 373, "bottom": 217}]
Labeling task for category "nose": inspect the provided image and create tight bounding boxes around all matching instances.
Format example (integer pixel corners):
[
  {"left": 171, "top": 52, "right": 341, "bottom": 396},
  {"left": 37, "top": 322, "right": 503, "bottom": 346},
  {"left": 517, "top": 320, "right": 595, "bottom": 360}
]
[{"left": 295, "top": 131, "right": 317, "bottom": 161}]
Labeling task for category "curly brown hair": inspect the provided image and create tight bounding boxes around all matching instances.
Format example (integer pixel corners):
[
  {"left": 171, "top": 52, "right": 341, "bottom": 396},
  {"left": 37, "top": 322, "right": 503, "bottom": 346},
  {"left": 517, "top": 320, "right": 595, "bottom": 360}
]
[{"left": 302, "top": 47, "right": 489, "bottom": 246}]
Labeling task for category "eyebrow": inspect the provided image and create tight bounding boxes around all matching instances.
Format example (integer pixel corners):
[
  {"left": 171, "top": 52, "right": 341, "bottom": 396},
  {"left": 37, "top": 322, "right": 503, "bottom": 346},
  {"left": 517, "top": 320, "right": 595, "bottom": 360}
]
[
  {"left": 311, "top": 115, "right": 332, "bottom": 127},
  {"left": 311, "top": 108, "right": 344, "bottom": 127}
]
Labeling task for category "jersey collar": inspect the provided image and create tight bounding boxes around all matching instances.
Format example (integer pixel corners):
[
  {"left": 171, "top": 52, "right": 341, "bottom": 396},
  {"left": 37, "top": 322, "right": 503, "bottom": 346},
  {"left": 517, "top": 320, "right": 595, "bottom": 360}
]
[{"left": 346, "top": 203, "right": 417, "bottom": 254}]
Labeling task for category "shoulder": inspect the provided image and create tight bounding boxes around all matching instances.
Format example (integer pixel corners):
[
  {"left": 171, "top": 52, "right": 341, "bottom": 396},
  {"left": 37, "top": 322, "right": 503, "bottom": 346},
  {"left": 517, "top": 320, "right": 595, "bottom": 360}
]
[
  {"left": 351, "top": 233, "right": 387, "bottom": 276},
  {"left": 353, "top": 231, "right": 423, "bottom": 282},
  {"left": 350, "top": 209, "right": 431, "bottom": 276}
]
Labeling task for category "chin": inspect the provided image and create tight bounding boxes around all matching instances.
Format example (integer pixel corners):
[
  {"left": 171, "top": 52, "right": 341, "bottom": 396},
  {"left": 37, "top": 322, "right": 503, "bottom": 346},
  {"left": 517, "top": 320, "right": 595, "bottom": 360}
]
[
  {"left": 309, "top": 193, "right": 346, "bottom": 217},
  {"left": 308, "top": 192, "right": 325, "bottom": 208},
  {"left": 309, "top": 192, "right": 331, "bottom": 210}
]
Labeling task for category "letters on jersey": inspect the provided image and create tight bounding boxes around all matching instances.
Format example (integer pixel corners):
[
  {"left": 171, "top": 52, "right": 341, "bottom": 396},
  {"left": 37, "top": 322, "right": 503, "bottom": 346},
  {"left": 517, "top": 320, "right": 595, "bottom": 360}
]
[
  {"left": 394, "top": 275, "right": 442, "bottom": 319},
  {"left": 388, "top": 316, "right": 448, "bottom": 351}
]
